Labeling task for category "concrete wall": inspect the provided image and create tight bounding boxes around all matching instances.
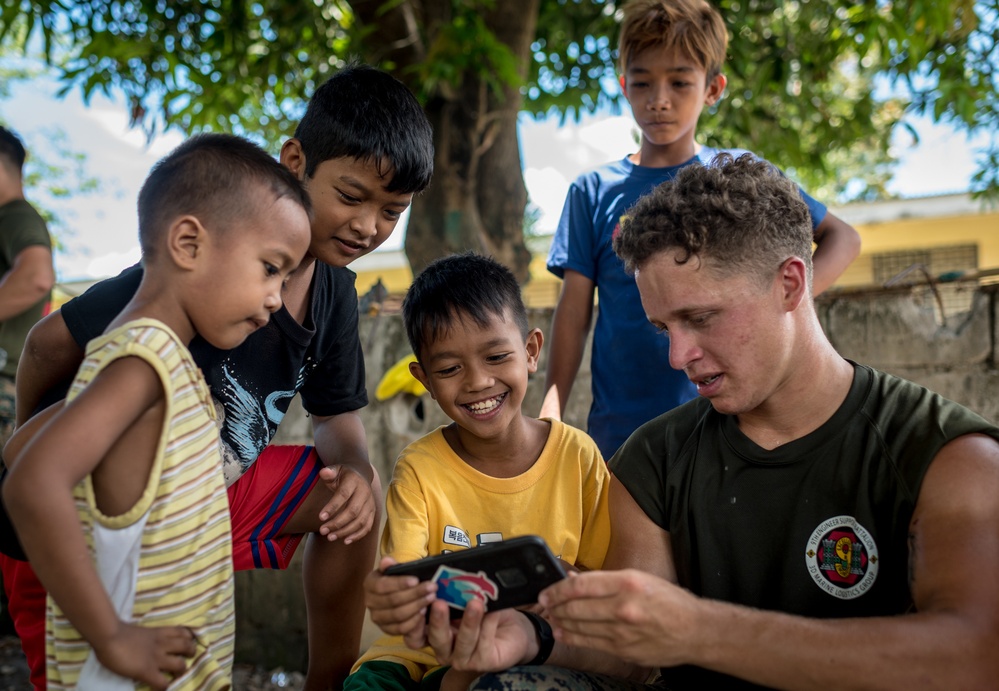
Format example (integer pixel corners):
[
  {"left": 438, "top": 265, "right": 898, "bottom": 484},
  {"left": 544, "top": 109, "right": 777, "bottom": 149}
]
[{"left": 234, "top": 284, "right": 999, "bottom": 669}]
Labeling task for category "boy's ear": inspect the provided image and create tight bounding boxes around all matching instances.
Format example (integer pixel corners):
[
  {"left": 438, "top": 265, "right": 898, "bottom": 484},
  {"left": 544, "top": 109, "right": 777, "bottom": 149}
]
[
  {"left": 619, "top": 74, "right": 627, "bottom": 97},
  {"left": 705, "top": 73, "right": 727, "bottom": 106},
  {"left": 408, "top": 360, "right": 434, "bottom": 399},
  {"left": 167, "top": 216, "right": 207, "bottom": 270},
  {"left": 525, "top": 328, "right": 544, "bottom": 374},
  {"left": 280, "top": 138, "right": 307, "bottom": 181}
]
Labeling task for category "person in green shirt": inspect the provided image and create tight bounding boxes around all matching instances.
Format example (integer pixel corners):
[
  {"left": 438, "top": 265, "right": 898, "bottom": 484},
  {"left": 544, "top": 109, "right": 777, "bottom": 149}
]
[{"left": 0, "top": 126, "right": 54, "bottom": 447}]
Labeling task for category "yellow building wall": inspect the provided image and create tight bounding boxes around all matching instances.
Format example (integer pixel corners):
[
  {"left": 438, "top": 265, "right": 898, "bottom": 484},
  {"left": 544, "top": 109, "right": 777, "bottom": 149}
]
[
  {"left": 835, "top": 211, "right": 999, "bottom": 288},
  {"left": 354, "top": 265, "right": 413, "bottom": 297}
]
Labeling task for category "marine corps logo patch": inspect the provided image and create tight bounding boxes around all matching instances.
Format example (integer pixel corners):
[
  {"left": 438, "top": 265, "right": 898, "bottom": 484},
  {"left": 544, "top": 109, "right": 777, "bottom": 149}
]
[{"left": 804, "top": 515, "right": 878, "bottom": 600}]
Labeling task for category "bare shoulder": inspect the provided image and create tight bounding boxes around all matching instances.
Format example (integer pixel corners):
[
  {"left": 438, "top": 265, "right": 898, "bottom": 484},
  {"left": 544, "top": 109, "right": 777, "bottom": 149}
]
[
  {"left": 908, "top": 433, "right": 999, "bottom": 611},
  {"left": 916, "top": 433, "right": 999, "bottom": 513},
  {"left": 80, "top": 355, "right": 164, "bottom": 406}
]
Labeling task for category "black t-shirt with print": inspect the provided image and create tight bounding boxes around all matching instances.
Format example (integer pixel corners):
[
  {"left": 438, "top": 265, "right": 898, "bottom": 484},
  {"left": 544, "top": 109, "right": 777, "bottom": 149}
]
[{"left": 61, "top": 263, "right": 367, "bottom": 476}]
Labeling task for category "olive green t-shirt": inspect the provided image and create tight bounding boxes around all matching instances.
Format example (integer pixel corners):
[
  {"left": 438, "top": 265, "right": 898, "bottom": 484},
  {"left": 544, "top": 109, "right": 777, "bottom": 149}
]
[
  {"left": 0, "top": 199, "right": 52, "bottom": 378},
  {"left": 610, "top": 363, "right": 999, "bottom": 690}
]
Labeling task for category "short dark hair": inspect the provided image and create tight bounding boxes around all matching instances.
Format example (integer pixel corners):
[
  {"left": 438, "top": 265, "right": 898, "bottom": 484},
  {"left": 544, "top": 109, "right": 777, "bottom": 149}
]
[
  {"left": 137, "top": 133, "right": 312, "bottom": 257},
  {"left": 613, "top": 153, "right": 813, "bottom": 287},
  {"left": 403, "top": 252, "right": 529, "bottom": 362},
  {"left": 0, "top": 126, "right": 27, "bottom": 173},
  {"left": 294, "top": 63, "right": 434, "bottom": 194}
]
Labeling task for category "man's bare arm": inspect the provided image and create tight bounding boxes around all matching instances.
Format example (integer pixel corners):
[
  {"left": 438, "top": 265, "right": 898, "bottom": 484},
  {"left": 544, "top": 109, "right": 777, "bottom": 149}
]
[
  {"left": 547, "top": 435, "right": 999, "bottom": 689},
  {"left": 15, "top": 310, "right": 83, "bottom": 425},
  {"left": 539, "top": 477, "right": 671, "bottom": 680},
  {"left": 0, "top": 245, "right": 54, "bottom": 322}
]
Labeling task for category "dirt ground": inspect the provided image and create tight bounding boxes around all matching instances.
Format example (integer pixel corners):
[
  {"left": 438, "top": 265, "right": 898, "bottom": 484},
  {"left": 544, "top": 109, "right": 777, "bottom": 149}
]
[
  {"left": 0, "top": 635, "right": 306, "bottom": 690},
  {"left": 0, "top": 637, "right": 29, "bottom": 691}
]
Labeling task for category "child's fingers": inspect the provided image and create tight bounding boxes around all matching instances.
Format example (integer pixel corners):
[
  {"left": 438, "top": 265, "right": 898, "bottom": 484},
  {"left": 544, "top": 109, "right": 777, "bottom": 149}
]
[
  {"left": 152, "top": 626, "right": 195, "bottom": 680},
  {"left": 157, "top": 652, "right": 189, "bottom": 677},
  {"left": 144, "top": 672, "right": 173, "bottom": 691},
  {"left": 317, "top": 464, "right": 339, "bottom": 483},
  {"left": 369, "top": 583, "right": 436, "bottom": 622},
  {"left": 373, "top": 607, "right": 428, "bottom": 635},
  {"left": 320, "top": 488, "right": 375, "bottom": 541},
  {"left": 402, "top": 616, "right": 428, "bottom": 649},
  {"left": 159, "top": 626, "right": 197, "bottom": 657},
  {"left": 318, "top": 493, "right": 349, "bottom": 526},
  {"left": 425, "top": 600, "right": 457, "bottom": 663},
  {"left": 364, "top": 567, "right": 418, "bottom": 594},
  {"left": 318, "top": 469, "right": 372, "bottom": 526},
  {"left": 332, "top": 508, "right": 375, "bottom": 544},
  {"left": 370, "top": 603, "right": 436, "bottom": 633}
]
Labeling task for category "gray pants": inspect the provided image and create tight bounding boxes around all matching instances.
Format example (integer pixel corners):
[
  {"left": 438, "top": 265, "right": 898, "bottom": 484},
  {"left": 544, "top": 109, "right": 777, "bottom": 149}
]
[{"left": 468, "top": 666, "right": 667, "bottom": 691}]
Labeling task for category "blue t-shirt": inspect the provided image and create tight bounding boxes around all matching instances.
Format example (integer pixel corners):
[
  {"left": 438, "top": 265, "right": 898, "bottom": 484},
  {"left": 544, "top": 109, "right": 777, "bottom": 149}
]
[{"left": 547, "top": 148, "right": 827, "bottom": 458}]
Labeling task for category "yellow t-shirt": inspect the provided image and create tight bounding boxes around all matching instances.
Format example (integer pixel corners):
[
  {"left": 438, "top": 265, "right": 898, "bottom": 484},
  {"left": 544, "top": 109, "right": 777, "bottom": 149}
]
[{"left": 353, "top": 418, "right": 611, "bottom": 680}]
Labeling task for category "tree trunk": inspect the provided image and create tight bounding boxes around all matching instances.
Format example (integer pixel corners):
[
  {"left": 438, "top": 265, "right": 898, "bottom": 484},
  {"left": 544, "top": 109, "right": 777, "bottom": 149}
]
[{"left": 351, "top": 0, "right": 539, "bottom": 283}]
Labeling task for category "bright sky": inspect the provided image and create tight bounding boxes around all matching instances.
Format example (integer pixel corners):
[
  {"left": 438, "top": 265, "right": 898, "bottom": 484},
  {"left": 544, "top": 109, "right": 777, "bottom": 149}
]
[{"left": 2, "top": 72, "right": 986, "bottom": 282}]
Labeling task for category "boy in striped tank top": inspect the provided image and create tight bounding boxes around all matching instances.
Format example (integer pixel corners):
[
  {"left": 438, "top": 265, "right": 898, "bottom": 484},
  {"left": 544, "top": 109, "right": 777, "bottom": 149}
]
[{"left": 2, "top": 134, "right": 312, "bottom": 690}]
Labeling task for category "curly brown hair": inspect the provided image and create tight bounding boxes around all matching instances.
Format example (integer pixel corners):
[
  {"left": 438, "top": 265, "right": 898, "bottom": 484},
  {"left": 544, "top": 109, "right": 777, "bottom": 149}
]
[
  {"left": 618, "top": 0, "right": 728, "bottom": 79},
  {"left": 612, "top": 153, "right": 813, "bottom": 288}
]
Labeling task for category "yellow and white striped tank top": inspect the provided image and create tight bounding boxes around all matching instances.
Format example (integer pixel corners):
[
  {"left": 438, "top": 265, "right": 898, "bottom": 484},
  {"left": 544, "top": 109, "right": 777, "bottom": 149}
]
[{"left": 46, "top": 318, "right": 235, "bottom": 690}]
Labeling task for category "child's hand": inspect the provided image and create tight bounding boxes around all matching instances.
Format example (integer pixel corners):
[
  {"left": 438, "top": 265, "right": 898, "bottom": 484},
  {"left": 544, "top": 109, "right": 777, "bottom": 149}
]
[
  {"left": 365, "top": 556, "right": 437, "bottom": 649},
  {"left": 93, "top": 621, "right": 196, "bottom": 690},
  {"left": 317, "top": 464, "right": 377, "bottom": 544}
]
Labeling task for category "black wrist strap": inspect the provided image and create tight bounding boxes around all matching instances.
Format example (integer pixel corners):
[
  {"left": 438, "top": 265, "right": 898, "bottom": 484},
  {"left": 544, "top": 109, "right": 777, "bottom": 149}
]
[{"left": 522, "top": 611, "right": 555, "bottom": 666}]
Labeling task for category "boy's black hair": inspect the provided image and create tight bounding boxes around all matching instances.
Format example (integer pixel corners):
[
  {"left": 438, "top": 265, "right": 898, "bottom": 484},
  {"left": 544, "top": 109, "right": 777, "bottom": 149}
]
[
  {"left": 294, "top": 63, "right": 434, "bottom": 194},
  {"left": 403, "top": 252, "right": 529, "bottom": 362},
  {"left": 138, "top": 133, "right": 313, "bottom": 257},
  {"left": 0, "top": 126, "right": 27, "bottom": 173}
]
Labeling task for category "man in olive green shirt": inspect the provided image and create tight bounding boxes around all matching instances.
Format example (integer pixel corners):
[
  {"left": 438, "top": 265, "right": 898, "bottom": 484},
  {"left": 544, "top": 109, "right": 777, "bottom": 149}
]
[{"left": 0, "top": 127, "right": 54, "bottom": 447}]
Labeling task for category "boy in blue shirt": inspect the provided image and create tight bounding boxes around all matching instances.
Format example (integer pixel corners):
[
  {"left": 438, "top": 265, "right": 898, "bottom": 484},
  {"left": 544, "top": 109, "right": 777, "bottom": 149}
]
[{"left": 541, "top": 0, "right": 862, "bottom": 459}]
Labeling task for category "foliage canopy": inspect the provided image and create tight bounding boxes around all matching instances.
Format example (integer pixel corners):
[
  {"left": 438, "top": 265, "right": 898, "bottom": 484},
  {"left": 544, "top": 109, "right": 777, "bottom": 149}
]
[{"left": 2, "top": 0, "right": 996, "bottom": 203}]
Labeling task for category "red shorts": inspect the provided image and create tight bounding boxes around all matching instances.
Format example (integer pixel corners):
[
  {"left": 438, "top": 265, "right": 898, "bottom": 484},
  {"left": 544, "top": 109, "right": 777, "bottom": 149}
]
[
  {"left": 0, "top": 553, "right": 45, "bottom": 690},
  {"left": 228, "top": 444, "right": 322, "bottom": 570},
  {"left": 1, "top": 444, "right": 322, "bottom": 688}
]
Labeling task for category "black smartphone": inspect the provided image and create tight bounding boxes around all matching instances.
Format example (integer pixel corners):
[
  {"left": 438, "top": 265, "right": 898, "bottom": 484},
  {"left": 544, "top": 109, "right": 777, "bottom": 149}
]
[{"left": 383, "top": 535, "right": 567, "bottom": 618}]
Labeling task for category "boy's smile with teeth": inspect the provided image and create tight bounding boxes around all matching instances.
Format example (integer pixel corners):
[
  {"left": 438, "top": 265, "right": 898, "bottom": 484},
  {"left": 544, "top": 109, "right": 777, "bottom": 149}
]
[{"left": 464, "top": 393, "right": 508, "bottom": 414}]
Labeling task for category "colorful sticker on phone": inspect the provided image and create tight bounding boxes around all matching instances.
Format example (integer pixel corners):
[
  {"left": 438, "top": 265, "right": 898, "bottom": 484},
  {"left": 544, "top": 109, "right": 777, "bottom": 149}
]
[{"left": 431, "top": 565, "right": 499, "bottom": 610}]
